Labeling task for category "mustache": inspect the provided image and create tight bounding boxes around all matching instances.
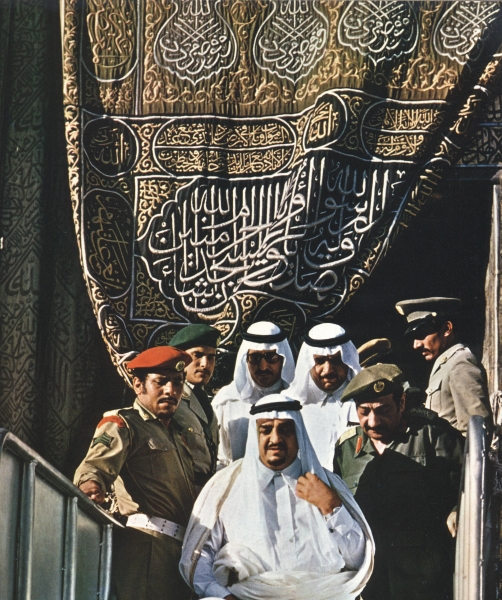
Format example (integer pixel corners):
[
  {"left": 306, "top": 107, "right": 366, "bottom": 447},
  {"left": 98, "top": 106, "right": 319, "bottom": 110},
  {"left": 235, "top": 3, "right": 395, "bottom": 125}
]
[
  {"left": 265, "top": 442, "right": 286, "bottom": 451},
  {"left": 366, "top": 426, "right": 389, "bottom": 434}
]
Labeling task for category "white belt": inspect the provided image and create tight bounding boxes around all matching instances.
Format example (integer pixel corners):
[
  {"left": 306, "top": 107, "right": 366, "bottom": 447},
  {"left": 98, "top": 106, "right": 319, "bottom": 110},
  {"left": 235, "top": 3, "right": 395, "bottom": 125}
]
[{"left": 126, "top": 514, "right": 186, "bottom": 542}]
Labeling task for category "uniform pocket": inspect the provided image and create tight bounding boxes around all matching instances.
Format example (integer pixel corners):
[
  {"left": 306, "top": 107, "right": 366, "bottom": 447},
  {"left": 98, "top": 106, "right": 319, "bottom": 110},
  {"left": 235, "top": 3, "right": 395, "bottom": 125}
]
[{"left": 425, "top": 378, "right": 442, "bottom": 413}]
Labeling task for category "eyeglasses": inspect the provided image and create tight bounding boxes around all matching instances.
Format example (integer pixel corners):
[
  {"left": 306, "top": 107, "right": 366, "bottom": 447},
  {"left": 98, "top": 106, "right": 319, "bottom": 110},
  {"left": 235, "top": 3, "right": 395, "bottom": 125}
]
[{"left": 246, "top": 352, "right": 282, "bottom": 365}]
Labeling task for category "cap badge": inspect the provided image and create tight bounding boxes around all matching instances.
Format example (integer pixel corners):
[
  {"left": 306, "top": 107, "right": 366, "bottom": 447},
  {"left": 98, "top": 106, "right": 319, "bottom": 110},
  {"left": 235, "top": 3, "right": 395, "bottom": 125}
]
[
  {"left": 374, "top": 381, "right": 385, "bottom": 393},
  {"left": 175, "top": 361, "right": 185, "bottom": 371}
]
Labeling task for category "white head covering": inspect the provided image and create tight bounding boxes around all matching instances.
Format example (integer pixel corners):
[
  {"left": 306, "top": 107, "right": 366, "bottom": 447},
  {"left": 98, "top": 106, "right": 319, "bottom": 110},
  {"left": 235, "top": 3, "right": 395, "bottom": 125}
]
[
  {"left": 215, "top": 394, "right": 372, "bottom": 593},
  {"left": 287, "top": 323, "right": 361, "bottom": 405},
  {"left": 215, "top": 321, "right": 296, "bottom": 404},
  {"left": 180, "top": 394, "right": 374, "bottom": 598}
]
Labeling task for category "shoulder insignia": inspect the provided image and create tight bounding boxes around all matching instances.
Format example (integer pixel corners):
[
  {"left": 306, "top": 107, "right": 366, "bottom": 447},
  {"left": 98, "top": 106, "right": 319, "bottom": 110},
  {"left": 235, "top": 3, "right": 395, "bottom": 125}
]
[
  {"left": 336, "top": 426, "right": 359, "bottom": 447},
  {"left": 407, "top": 406, "right": 439, "bottom": 423},
  {"left": 97, "top": 415, "right": 126, "bottom": 429},
  {"left": 91, "top": 432, "right": 114, "bottom": 448}
]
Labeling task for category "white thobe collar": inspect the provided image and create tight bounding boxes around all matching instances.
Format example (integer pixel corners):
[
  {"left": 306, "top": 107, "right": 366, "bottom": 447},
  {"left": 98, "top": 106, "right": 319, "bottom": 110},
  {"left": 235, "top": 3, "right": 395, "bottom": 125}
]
[
  {"left": 256, "top": 456, "right": 302, "bottom": 492},
  {"left": 243, "top": 377, "right": 286, "bottom": 402},
  {"left": 307, "top": 378, "right": 349, "bottom": 406}
]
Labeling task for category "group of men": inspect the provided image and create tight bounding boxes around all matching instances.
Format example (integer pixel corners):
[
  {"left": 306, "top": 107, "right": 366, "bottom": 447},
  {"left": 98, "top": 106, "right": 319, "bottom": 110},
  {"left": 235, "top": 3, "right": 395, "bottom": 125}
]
[{"left": 74, "top": 297, "right": 492, "bottom": 600}]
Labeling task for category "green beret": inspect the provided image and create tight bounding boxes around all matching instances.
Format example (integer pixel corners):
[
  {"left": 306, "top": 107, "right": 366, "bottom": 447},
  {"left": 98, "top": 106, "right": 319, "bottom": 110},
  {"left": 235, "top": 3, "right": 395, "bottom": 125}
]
[
  {"left": 341, "top": 364, "right": 404, "bottom": 403},
  {"left": 168, "top": 324, "right": 220, "bottom": 350}
]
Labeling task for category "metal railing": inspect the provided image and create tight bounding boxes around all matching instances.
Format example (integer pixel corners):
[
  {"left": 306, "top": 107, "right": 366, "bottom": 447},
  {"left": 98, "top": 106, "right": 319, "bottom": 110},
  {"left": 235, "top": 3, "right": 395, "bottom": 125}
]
[
  {"left": 0, "top": 428, "right": 121, "bottom": 600},
  {"left": 455, "top": 415, "right": 489, "bottom": 600}
]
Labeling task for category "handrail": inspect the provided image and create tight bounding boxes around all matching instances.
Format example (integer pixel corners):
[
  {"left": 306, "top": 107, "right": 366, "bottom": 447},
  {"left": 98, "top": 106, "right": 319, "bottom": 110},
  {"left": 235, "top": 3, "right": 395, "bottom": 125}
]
[
  {"left": 0, "top": 429, "right": 121, "bottom": 527},
  {"left": 454, "top": 415, "right": 488, "bottom": 600},
  {"left": 0, "top": 428, "right": 121, "bottom": 600}
]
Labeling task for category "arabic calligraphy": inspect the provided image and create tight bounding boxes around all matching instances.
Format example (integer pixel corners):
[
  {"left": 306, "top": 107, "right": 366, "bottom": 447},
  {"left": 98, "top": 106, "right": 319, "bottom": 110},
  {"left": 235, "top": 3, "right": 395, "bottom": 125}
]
[
  {"left": 362, "top": 102, "right": 445, "bottom": 158},
  {"left": 139, "top": 153, "right": 407, "bottom": 316},
  {"left": 153, "top": 118, "right": 295, "bottom": 175},
  {"left": 254, "top": 0, "right": 328, "bottom": 83},
  {"left": 84, "top": 190, "right": 134, "bottom": 295},
  {"left": 433, "top": 1, "right": 500, "bottom": 65},
  {"left": 338, "top": 1, "right": 418, "bottom": 65},
  {"left": 305, "top": 98, "right": 345, "bottom": 149},
  {"left": 84, "top": 117, "right": 138, "bottom": 176},
  {"left": 154, "top": 0, "right": 237, "bottom": 85},
  {"left": 84, "top": 0, "right": 137, "bottom": 81}
]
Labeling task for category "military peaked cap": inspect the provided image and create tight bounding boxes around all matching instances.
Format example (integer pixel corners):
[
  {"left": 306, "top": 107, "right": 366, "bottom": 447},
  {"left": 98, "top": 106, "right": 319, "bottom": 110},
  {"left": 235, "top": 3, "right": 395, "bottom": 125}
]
[
  {"left": 395, "top": 297, "right": 461, "bottom": 337},
  {"left": 168, "top": 324, "right": 220, "bottom": 350},
  {"left": 128, "top": 346, "right": 192, "bottom": 372},
  {"left": 341, "top": 363, "right": 404, "bottom": 403}
]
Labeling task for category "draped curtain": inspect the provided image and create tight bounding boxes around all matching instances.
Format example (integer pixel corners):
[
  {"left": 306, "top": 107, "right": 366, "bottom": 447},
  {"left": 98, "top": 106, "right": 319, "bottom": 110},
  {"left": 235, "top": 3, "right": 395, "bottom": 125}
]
[
  {"left": 0, "top": 0, "right": 124, "bottom": 474},
  {"left": 2, "top": 1, "right": 502, "bottom": 471},
  {"left": 61, "top": 0, "right": 502, "bottom": 381}
]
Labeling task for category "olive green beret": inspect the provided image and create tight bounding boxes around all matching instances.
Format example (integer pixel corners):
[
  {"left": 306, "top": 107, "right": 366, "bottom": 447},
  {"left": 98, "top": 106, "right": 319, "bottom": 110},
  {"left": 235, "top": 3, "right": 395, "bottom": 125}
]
[
  {"left": 168, "top": 324, "right": 220, "bottom": 350},
  {"left": 341, "top": 363, "right": 404, "bottom": 403}
]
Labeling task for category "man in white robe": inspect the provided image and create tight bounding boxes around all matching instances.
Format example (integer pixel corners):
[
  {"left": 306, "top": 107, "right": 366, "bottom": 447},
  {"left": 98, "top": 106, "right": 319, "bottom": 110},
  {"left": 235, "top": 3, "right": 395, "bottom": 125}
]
[
  {"left": 179, "top": 394, "right": 374, "bottom": 600},
  {"left": 285, "top": 323, "right": 360, "bottom": 470},
  {"left": 213, "top": 321, "right": 295, "bottom": 467}
]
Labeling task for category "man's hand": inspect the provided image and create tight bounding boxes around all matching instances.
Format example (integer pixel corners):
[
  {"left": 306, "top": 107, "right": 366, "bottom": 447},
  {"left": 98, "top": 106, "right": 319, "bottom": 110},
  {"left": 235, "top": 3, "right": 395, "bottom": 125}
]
[
  {"left": 296, "top": 472, "right": 342, "bottom": 515},
  {"left": 79, "top": 480, "right": 106, "bottom": 504},
  {"left": 447, "top": 509, "right": 458, "bottom": 538}
]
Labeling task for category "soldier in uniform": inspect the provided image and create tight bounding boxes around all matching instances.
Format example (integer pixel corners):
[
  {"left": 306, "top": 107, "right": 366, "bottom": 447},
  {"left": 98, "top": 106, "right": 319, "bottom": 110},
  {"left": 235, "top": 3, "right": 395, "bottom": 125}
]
[
  {"left": 74, "top": 346, "right": 196, "bottom": 600},
  {"left": 334, "top": 364, "right": 463, "bottom": 600},
  {"left": 168, "top": 324, "right": 220, "bottom": 491},
  {"left": 395, "top": 297, "right": 492, "bottom": 434}
]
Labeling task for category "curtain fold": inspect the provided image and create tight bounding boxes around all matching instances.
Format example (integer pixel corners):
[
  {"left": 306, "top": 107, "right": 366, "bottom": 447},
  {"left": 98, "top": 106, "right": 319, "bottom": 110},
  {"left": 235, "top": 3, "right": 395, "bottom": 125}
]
[
  {"left": 61, "top": 0, "right": 502, "bottom": 381},
  {"left": 0, "top": 0, "right": 123, "bottom": 473}
]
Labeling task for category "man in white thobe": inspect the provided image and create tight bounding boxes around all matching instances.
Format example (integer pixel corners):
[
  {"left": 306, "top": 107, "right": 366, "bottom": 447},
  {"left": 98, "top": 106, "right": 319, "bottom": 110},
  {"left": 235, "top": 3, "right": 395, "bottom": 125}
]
[
  {"left": 285, "top": 323, "right": 360, "bottom": 470},
  {"left": 213, "top": 321, "right": 295, "bottom": 468},
  {"left": 179, "top": 394, "right": 374, "bottom": 600}
]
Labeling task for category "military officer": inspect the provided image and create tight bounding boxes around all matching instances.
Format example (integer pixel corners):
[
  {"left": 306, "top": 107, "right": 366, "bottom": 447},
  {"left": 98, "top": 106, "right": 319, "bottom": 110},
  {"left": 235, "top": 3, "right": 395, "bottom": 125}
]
[
  {"left": 74, "top": 346, "right": 196, "bottom": 600},
  {"left": 334, "top": 364, "right": 463, "bottom": 600},
  {"left": 169, "top": 324, "right": 220, "bottom": 491},
  {"left": 396, "top": 296, "right": 492, "bottom": 434}
]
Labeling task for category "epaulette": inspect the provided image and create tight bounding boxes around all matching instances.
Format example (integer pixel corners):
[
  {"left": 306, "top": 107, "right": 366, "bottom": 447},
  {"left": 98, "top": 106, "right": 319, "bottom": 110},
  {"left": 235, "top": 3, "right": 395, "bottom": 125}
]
[
  {"left": 407, "top": 406, "right": 438, "bottom": 422},
  {"left": 99, "top": 407, "right": 135, "bottom": 430},
  {"left": 406, "top": 406, "right": 454, "bottom": 432},
  {"left": 336, "top": 426, "right": 359, "bottom": 447}
]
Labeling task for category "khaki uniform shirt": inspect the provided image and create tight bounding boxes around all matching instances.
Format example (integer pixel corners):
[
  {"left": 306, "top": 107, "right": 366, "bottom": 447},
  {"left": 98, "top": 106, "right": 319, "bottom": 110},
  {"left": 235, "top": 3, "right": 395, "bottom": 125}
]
[
  {"left": 426, "top": 343, "right": 491, "bottom": 435},
  {"left": 74, "top": 400, "right": 195, "bottom": 527},
  {"left": 174, "top": 382, "right": 219, "bottom": 486}
]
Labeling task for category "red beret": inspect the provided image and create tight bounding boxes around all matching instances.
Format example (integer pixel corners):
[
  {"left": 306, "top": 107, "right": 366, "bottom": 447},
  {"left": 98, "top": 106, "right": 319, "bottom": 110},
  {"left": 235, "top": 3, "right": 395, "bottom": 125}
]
[{"left": 127, "top": 346, "right": 192, "bottom": 372}]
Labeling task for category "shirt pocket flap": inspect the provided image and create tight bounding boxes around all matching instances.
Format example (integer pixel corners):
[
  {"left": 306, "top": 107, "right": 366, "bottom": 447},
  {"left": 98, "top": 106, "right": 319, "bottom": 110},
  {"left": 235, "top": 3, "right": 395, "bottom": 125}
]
[{"left": 426, "top": 378, "right": 442, "bottom": 395}]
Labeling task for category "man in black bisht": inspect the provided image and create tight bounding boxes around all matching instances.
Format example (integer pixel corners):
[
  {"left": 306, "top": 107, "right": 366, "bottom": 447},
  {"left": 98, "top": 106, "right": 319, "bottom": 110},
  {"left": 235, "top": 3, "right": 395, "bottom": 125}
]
[{"left": 334, "top": 364, "right": 463, "bottom": 600}]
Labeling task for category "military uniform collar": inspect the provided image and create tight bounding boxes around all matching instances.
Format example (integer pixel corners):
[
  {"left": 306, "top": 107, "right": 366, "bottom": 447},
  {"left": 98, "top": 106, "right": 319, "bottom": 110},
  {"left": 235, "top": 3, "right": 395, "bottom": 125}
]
[
  {"left": 181, "top": 382, "right": 208, "bottom": 421},
  {"left": 431, "top": 342, "right": 465, "bottom": 375},
  {"left": 355, "top": 422, "right": 410, "bottom": 456},
  {"left": 133, "top": 399, "right": 159, "bottom": 421},
  {"left": 133, "top": 399, "right": 182, "bottom": 430}
]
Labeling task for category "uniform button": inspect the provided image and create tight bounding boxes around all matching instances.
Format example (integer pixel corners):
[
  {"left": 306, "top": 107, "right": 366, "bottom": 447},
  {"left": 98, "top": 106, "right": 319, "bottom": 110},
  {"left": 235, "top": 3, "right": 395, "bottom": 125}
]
[{"left": 188, "top": 427, "right": 194, "bottom": 432}]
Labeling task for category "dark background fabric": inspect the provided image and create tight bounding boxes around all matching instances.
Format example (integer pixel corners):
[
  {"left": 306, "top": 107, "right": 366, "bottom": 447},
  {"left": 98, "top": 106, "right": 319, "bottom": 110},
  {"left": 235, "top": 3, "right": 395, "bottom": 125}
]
[
  {"left": 0, "top": 0, "right": 499, "bottom": 473},
  {"left": 0, "top": 0, "right": 124, "bottom": 475}
]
